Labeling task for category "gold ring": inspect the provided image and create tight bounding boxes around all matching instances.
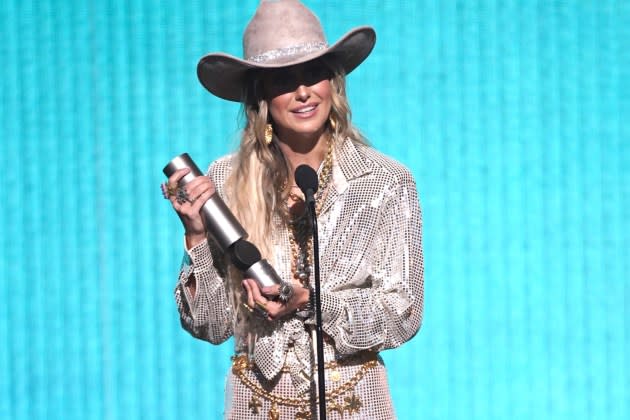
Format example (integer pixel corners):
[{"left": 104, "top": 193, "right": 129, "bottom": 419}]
[{"left": 254, "top": 300, "right": 267, "bottom": 310}]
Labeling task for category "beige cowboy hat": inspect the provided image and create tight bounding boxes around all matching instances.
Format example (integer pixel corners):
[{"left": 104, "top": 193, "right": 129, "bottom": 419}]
[{"left": 197, "top": 0, "right": 376, "bottom": 102}]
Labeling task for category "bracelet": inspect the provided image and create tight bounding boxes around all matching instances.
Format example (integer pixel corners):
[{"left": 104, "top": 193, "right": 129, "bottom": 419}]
[{"left": 296, "top": 286, "right": 315, "bottom": 319}]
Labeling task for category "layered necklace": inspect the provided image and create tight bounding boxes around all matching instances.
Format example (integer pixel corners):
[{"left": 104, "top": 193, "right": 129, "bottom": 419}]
[{"left": 287, "top": 140, "right": 334, "bottom": 286}]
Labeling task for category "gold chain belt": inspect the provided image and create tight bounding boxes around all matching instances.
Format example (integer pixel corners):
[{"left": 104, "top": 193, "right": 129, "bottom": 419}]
[{"left": 231, "top": 352, "right": 378, "bottom": 419}]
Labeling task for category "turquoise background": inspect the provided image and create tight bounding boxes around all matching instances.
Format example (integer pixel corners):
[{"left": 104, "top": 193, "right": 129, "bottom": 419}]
[{"left": 1, "top": 0, "right": 628, "bottom": 419}]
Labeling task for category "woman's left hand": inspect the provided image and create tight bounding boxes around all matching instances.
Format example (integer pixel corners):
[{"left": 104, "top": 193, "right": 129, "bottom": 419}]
[{"left": 242, "top": 279, "right": 309, "bottom": 321}]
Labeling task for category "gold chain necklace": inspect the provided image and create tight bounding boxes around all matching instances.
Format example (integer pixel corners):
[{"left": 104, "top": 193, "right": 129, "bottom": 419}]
[{"left": 287, "top": 139, "right": 333, "bottom": 285}]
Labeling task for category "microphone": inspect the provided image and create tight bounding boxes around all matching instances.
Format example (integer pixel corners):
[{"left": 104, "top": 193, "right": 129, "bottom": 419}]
[
  {"left": 294, "top": 163, "right": 327, "bottom": 419},
  {"left": 163, "top": 153, "right": 283, "bottom": 290},
  {"left": 294, "top": 164, "right": 318, "bottom": 207}
]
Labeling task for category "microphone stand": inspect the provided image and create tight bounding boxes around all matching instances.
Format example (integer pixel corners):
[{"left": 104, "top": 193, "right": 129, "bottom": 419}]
[{"left": 306, "top": 199, "right": 327, "bottom": 420}]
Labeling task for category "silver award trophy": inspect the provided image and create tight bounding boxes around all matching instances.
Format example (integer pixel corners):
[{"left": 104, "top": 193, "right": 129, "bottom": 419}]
[{"left": 163, "top": 153, "right": 287, "bottom": 292}]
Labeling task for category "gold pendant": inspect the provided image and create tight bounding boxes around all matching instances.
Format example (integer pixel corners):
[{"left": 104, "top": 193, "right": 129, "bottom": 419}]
[
  {"left": 268, "top": 402, "right": 280, "bottom": 420},
  {"left": 248, "top": 395, "right": 262, "bottom": 415},
  {"left": 344, "top": 393, "right": 362, "bottom": 414},
  {"left": 295, "top": 408, "right": 311, "bottom": 419},
  {"left": 329, "top": 369, "right": 341, "bottom": 382}
]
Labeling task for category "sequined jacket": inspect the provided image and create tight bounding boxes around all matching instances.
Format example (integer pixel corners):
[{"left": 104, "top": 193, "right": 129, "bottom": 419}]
[{"left": 175, "top": 138, "right": 424, "bottom": 393}]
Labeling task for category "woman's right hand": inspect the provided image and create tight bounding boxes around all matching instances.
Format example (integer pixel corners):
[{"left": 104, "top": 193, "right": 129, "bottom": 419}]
[{"left": 165, "top": 168, "right": 216, "bottom": 248}]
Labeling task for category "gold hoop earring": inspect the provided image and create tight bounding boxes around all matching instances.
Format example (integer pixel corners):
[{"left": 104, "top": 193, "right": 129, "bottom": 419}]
[{"left": 264, "top": 123, "right": 273, "bottom": 145}]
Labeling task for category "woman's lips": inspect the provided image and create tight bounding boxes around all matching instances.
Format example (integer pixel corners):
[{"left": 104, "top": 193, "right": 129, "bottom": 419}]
[{"left": 291, "top": 104, "right": 318, "bottom": 118}]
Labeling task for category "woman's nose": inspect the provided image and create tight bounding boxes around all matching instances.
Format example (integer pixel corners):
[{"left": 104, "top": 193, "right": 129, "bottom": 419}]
[{"left": 295, "top": 84, "right": 310, "bottom": 101}]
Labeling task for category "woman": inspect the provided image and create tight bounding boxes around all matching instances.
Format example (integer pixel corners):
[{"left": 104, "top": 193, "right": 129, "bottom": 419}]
[{"left": 163, "top": 1, "right": 424, "bottom": 418}]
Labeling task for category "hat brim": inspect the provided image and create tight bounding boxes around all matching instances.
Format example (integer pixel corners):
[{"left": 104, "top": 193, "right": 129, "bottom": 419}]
[{"left": 197, "top": 26, "right": 376, "bottom": 102}]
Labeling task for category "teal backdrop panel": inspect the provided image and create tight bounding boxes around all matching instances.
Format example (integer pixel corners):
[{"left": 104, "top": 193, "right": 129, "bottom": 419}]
[{"left": 0, "top": 1, "right": 628, "bottom": 419}]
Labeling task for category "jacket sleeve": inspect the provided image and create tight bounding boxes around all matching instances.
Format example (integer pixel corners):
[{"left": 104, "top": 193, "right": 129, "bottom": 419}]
[
  {"left": 174, "top": 237, "right": 234, "bottom": 345},
  {"left": 173, "top": 159, "right": 235, "bottom": 344},
  {"left": 316, "top": 172, "right": 424, "bottom": 354}
]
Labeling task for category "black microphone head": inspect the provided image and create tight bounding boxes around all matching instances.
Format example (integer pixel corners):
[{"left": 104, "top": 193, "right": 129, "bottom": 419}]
[
  {"left": 230, "top": 239, "right": 261, "bottom": 271},
  {"left": 295, "top": 164, "right": 319, "bottom": 194}
]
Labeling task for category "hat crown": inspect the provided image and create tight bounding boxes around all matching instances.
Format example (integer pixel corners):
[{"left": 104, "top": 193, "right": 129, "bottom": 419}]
[{"left": 243, "top": 0, "right": 328, "bottom": 64}]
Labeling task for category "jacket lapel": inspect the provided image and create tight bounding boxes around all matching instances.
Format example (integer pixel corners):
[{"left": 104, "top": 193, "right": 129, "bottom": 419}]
[{"left": 319, "top": 139, "right": 372, "bottom": 216}]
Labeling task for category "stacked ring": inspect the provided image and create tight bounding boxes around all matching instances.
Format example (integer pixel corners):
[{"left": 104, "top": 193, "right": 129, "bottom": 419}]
[
  {"left": 161, "top": 183, "right": 177, "bottom": 199},
  {"left": 277, "top": 282, "right": 294, "bottom": 304},
  {"left": 175, "top": 187, "right": 195, "bottom": 204},
  {"left": 255, "top": 307, "right": 269, "bottom": 319},
  {"left": 244, "top": 301, "right": 269, "bottom": 319}
]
